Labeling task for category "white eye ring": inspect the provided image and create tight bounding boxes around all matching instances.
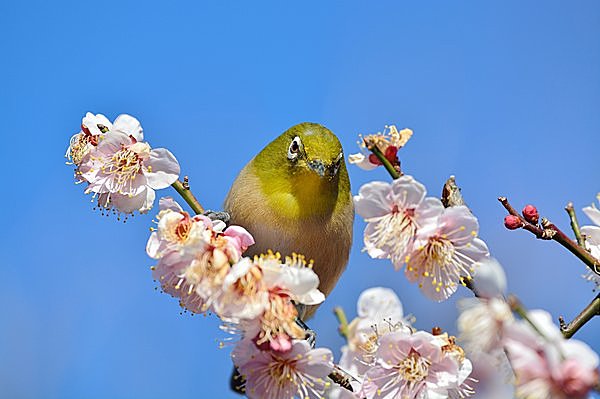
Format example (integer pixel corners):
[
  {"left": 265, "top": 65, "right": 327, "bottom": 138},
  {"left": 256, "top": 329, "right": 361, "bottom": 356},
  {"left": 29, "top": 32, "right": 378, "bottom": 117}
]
[{"left": 287, "top": 136, "right": 302, "bottom": 160}]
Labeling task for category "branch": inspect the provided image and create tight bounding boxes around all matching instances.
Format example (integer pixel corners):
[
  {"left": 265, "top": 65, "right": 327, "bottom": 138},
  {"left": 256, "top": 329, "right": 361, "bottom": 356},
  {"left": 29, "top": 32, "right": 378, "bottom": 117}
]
[
  {"left": 171, "top": 176, "right": 205, "bottom": 215},
  {"left": 507, "top": 295, "right": 547, "bottom": 338},
  {"left": 334, "top": 306, "right": 350, "bottom": 341},
  {"left": 559, "top": 293, "right": 600, "bottom": 339},
  {"left": 498, "top": 197, "right": 600, "bottom": 277},
  {"left": 565, "top": 202, "right": 585, "bottom": 247}
]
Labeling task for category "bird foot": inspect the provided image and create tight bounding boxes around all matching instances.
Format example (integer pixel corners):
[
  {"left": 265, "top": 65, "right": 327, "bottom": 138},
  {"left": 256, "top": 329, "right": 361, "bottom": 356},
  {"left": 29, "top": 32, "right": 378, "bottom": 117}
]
[
  {"left": 202, "top": 209, "right": 231, "bottom": 225},
  {"left": 295, "top": 317, "right": 317, "bottom": 348}
]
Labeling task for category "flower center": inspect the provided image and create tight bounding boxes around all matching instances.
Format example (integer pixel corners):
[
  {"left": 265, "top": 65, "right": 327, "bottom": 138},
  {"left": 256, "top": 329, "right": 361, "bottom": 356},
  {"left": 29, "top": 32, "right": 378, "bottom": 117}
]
[
  {"left": 425, "top": 237, "right": 455, "bottom": 266},
  {"left": 67, "top": 133, "right": 93, "bottom": 165},
  {"left": 232, "top": 264, "right": 263, "bottom": 297},
  {"left": 368, "top": 210, "right": 416, "bottom": 264},
  {"left": 397, "top": 350, "right": 430, "bottom": 383},
  {"left": 256, "top": 291, "right": 304, "bottom": 347},
  {"left": 173, "top": 213, "right": 192, "bottom": 242},
  {"left": 103, "top": 145, "right": 143, "bottom": 192},
  {"left": 268, "top": 357, "right": 297, "bottom": 387}
]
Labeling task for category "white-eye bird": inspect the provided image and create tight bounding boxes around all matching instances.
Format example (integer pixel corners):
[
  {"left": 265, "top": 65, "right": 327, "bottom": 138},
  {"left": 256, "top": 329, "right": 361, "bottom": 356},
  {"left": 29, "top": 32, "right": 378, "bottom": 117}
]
[{"left": 224, "top": 122, "right": 354, "bottom": 319}]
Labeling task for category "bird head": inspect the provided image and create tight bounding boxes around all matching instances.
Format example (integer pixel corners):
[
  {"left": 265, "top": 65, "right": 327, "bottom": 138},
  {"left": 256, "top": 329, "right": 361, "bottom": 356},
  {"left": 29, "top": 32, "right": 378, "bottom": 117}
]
[
  {"left": 265, "top": 122, "right": 344, "bottom": 181},
  {"left": 251, "top": 122, "right": 350, "bottom": 218}
]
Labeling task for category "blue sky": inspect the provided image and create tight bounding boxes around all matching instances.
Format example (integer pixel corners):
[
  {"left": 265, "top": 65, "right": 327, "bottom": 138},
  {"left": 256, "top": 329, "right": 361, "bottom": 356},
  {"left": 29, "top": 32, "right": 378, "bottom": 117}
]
[{"left": 1, "top": 1, "right": 599, "bottom": 398}]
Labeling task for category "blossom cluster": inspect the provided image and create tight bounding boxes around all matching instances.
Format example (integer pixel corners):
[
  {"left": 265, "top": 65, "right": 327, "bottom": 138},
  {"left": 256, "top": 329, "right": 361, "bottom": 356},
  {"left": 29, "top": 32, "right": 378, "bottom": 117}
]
[
  {"left": 146, "top": 197, "right": 334, "bottom": 399},
  {"left": 354, "top": 175, "right": 490, "bottom": 301},
  {"left": 329, "top": 287, "right": 474, "bottom": 399},
  {"left": 457, "top": 285, "right": 599, "bottom": 399},
  {"left": 65, "top": 116, "right": 600, "bottom": 399},
  {"left": 66, "top": 112, "right": 180, "bottom": 216}
]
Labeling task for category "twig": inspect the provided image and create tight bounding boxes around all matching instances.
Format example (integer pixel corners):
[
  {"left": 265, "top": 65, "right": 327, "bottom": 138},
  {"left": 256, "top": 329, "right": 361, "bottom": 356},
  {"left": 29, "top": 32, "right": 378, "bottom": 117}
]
[
  {"left": 498, "top": 197, "right": 600, "bottom": 277},
  {"left": 559, "top": 293, "right": 600, "bottom": 339},
  {"left": 565, "top": 202, "right": 585, "bottom": 247},
  {"left": 171, "top": 177, "right": 205, "bottom": 215},
  {"left": 364, "top": 139, "right": 401, "bottom": 179},
  {"left": 507, "top": 295, "right": 547, "bottom": 338},
  {"left": 334, "top": 306, "right": 350, "bottom": 341}
]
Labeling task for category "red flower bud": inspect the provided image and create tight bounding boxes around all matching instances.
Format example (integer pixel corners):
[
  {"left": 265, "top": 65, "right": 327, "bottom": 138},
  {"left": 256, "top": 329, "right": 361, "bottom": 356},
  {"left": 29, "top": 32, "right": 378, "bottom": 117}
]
[
  {"left": 504, "top": 215, "right": 523, "bottom": 230},
  {"left": 522, "top": 205, "right": 539, "bottom": 224}
]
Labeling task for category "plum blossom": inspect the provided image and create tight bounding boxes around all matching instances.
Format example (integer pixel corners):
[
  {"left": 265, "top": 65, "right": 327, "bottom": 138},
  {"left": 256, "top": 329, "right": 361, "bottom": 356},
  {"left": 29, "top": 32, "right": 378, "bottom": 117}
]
[
  {"left": 349, "top": 125, "right": 412, "bottom": 171},
  {"left": 340, "top": 287, "right": 411, "bottom": 383},
  {"left": 78, "top": 114, "right": 180, "bottom": 215},
  {"left": 503, "top": 310, "right": 599, "bottom": 399},
  {"left": 222, "top": 252, "right": 326, "bottom": 352},
  {"left": 147, "top": 198, "right": 254, "bottom": 314},
  {"left": 360, "top": 330, "right": 473, "bottom": 399},
  {"left": 405, "top": 205, "right": 489, "bottom": 301},
  {"left": 354, "top": 175, "right": 443, "bottom": 268},
  {"left": 470, "top": 257, "right": 507, "bottom": 299},
  {"left": 232, "top": 339, "right": 334, "bottom": 399},
  {"left": 457, "top": 297, "right": 513, "bottom": 354},
  {"left": 580, "top": 194, "right": 600, "bottom": 290},
  {"left": 66, "top": 112, "right": 112, "bottom": 168}
]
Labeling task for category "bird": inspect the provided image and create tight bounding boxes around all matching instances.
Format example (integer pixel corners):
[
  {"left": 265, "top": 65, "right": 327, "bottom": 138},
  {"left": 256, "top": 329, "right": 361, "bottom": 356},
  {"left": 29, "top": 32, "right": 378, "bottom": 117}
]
[{"left": 224, "top": 122, "right": 354, "bottom": 320}]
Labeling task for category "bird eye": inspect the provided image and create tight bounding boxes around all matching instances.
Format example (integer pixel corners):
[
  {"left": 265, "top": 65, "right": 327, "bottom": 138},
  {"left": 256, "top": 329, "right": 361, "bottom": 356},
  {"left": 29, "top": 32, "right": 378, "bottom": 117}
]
[{"left": 287, "top": 136, "right": 302, "bottom": 160}]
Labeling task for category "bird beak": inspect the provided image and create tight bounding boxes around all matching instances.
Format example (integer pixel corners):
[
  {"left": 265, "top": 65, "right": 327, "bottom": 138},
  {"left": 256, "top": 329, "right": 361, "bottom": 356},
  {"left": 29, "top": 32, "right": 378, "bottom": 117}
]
[{"left": 308, "top": 158, "right": 341, "bottom": 180}]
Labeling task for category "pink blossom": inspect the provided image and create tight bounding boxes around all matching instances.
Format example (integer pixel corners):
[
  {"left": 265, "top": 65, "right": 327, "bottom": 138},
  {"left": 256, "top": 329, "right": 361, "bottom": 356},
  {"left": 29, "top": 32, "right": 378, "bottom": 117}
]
[
  {"left": 340, "top": 287, "right": 411, "bottom": 382},
  {"left": 503, "top": 310, "right": 599, "bottom": 399},
  {"left": 354, "top": 175, "right": 443, "bottom": 268},
  {"left": 147, "top": 198, "right": 254, "bottom": 314},
  {"left": 66, "top": 112, "right": 112, "bottom": 179},
  {"left": 360, "top": 330, "right": 472, "bottom": 399},
  {"left": 406, "top": 205, "right": 489, "bottom": 301},
  {"left": 232, "top": 339, "right": 334, "bottom": 399},
  {"left": 78, "top": 114, "right": 180, "bottom": 215},
  {"left": 219, "top": 252, "right": 325, "bottom": 352}
]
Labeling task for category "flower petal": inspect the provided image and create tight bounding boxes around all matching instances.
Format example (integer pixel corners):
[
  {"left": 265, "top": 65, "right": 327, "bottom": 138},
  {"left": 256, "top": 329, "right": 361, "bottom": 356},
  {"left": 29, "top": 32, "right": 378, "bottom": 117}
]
[
  {"left": 112, "top": 114, "right": 143, "bottom": 141},
  {"left": 145, "top": 148, "right": 181, "bottom": 189}
]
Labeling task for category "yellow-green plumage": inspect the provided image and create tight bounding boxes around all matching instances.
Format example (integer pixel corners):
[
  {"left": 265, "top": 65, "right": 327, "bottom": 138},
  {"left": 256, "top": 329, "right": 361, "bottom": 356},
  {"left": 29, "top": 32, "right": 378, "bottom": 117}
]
[{"left": 224, "top": 122, "right": 354, "bottom": 318}]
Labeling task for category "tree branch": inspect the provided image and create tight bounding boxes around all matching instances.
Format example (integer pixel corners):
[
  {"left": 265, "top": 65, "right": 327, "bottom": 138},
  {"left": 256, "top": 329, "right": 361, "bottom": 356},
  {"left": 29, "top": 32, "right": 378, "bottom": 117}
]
[
  {"left": 171, "top": 177, "right": 205, "bottom": 215},
  {"left": 565, "top": 202, "right": 585, "bottom": 247},
  {"left": 498, "top": 197, "right": 600, "bottom": 277},
  {"left": 559, "top": 293, "right": 600, "bottom": 339}
]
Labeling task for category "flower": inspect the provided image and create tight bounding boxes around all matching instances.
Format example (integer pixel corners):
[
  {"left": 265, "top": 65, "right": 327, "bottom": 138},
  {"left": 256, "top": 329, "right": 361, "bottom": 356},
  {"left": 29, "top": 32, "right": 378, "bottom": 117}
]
[
  {"left": 360, "top": 330, "right": 473, "bottom": 399},
  {"left": 580, "top": 194, "right": 600, "bottom": 290},
  {"left": 470, "top": 257, "right": 507, "bottom": 299},
  {"left": 222, "top": 252, "right": 326, "bottom": 352},
  {"left": 232, "top": 339, "right": 334, "bottom": 399},
  {"left": 405, "top": 205, "right": 489, "bottom": 301},
  {"left": 503, "top": 310, "right": 600, "bottom": 399},
  {"left": 457, "top": 297, "right": 513, "bottom": 354},
  {"left": 147, "top": 198, "right": 254, "bottom": 314},
  {"left": 66, "top": 112, "right": 112, "bottom": 167},
  {"left": 349, "top": 125, "right": 412, "bottom": 171},
  {"left": 354, "top": 175, "right": 443, "bottom": 268},
  {"left": 78, "top": 114, "right": 180, "bottom": 215},
  {"left": 340, "top": 287, "right": 411, "bottom": 382}
]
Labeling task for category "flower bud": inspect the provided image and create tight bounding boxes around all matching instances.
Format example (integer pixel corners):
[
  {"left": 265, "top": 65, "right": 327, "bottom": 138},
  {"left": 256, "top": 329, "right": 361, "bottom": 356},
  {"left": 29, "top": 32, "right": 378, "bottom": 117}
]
[
  {"left": 522, "top": 204, "right": 539, "bottom": 224},
  {"left": 504, "top": 215, "right": 522, "bottom": 230}
]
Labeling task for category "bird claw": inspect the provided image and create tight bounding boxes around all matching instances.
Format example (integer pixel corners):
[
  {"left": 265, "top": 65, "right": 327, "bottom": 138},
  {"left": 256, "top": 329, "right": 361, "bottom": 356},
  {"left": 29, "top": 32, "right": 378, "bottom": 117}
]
[
  {"left": 203, "top": 209, "right": 231, "bottom": 224},
  {"left": 295, "top": 316, "right": 317, "bottom": 348}
]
